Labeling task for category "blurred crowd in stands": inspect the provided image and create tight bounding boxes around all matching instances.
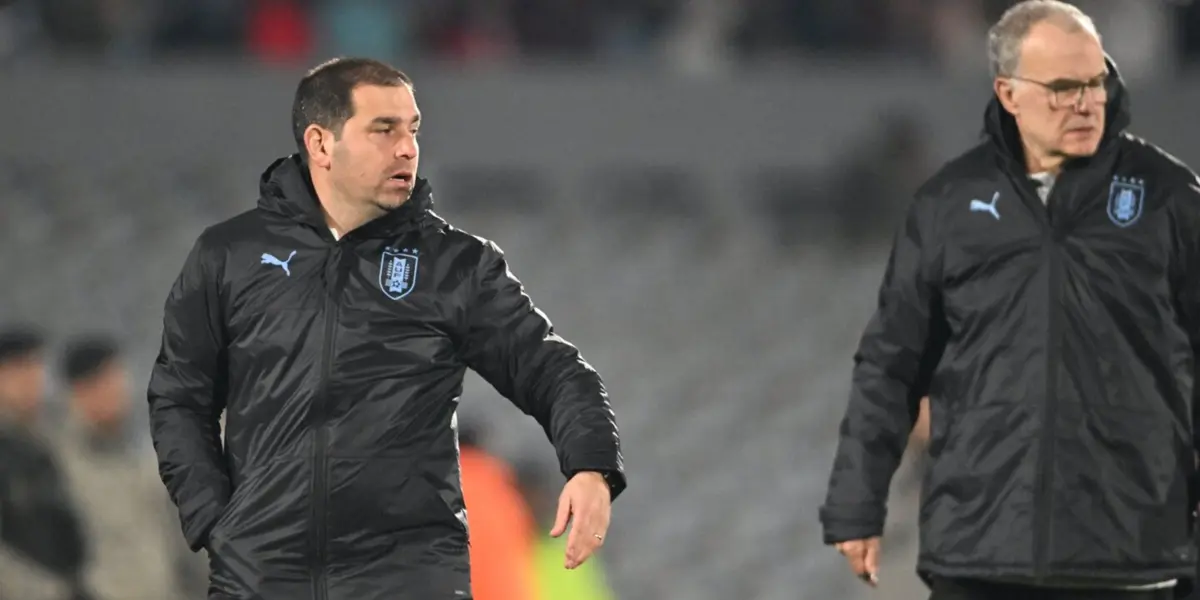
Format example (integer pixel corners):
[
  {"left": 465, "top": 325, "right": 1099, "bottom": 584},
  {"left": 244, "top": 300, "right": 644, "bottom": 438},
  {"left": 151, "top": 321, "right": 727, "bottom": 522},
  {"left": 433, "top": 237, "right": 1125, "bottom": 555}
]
[{"left": 0, "top": 0, "right": 1197, "bottom": 77}]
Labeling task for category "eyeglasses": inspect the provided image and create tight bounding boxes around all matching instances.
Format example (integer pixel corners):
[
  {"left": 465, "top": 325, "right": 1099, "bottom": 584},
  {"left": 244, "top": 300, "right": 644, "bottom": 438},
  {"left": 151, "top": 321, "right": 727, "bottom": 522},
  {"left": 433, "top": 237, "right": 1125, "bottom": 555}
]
[{"left": 1008, "top": 73, "right": 1109, "bottom": 109}]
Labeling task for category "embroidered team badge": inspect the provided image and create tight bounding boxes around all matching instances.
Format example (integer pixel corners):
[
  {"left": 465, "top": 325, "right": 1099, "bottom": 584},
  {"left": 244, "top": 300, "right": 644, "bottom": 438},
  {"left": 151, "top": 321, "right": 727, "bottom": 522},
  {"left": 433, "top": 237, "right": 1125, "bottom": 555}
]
[
  {"left": 379, "top": 247, "right": 419, "bottom": 300},
  {"left": 1107, "top": 176, "right": 1145, "bottom": 228}
]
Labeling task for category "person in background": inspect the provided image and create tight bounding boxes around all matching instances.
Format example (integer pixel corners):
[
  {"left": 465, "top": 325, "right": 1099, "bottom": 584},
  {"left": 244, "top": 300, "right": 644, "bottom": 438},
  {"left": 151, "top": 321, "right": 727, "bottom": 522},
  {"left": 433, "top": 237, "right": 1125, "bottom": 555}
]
[
  {"left": 517, "top": 460, "right": 617, "bottom": 600},
  {"left": 0, "top": 326, "right": 93, "bottom": 600},
  {"left": 458, "top": 421, "right": 538, "bottom": 600},
  {"left": 54, "top": 335, "right": 208, "bottom": 600}
]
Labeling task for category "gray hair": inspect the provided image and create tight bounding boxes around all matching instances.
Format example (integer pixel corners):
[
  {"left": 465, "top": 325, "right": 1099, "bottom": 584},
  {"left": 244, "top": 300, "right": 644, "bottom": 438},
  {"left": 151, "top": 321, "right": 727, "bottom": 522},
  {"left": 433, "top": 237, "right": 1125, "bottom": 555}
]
[{"left": 987, "top": 0, "right": 1100, "bottom": 77}]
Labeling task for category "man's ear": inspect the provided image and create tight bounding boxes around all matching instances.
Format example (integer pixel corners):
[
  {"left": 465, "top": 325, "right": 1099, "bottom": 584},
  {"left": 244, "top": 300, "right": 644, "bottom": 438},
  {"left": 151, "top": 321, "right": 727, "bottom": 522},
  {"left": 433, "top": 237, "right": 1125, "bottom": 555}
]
[
  {"left": 304, "top": 125, "right": 334, "bottom": 169},
  {"left": 994, "top": 78, "right": 1019, "bottom": 116}
]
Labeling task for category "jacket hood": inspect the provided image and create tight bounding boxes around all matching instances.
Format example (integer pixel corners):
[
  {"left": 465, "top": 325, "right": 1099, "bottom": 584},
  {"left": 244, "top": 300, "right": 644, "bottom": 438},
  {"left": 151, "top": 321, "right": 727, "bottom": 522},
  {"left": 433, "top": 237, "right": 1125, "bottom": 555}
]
[
  {"left": 983, "top": 55, "right": 1131, "bottom": 166},
  {"left": 256, "top": 153, "right": 435, "bottom": 238}
]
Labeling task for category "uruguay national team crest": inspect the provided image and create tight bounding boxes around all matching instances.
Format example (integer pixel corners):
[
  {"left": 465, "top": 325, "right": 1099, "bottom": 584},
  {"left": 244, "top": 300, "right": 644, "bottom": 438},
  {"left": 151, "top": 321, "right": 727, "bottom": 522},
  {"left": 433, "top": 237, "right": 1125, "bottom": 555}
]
[
  {"left": 379, "top": 247, "right": 419, "bottom": 300},
  {"left": 1107, "top": 175, "right": 1145, "bottom": 227}
]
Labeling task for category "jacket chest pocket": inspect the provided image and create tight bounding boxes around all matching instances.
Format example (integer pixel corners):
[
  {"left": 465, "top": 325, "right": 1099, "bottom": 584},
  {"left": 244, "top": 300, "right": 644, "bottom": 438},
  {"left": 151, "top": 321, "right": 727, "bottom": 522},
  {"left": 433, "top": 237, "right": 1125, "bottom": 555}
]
[
  {"left": 939, "top": 236, "right": 1043, "bottom": 333},
  {"left": 336, "top": 306, "right": 461, "bottom": 374}
]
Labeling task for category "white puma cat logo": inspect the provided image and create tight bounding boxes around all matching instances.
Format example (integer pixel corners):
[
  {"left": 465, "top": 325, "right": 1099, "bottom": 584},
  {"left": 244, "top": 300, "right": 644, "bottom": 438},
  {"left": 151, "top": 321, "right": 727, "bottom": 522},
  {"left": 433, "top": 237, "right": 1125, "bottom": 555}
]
[
  {"left": 260, "top": 250, "right": 297, "bottom": 276},
  {"left": 969, "top": 191, "right": 1001, "bottom": 220}
]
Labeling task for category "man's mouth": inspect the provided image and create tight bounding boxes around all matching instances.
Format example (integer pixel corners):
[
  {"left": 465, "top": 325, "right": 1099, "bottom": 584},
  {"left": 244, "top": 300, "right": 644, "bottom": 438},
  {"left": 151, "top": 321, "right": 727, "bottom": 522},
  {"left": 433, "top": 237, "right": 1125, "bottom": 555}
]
[{"left": 388, "top": 172, "right": 414, "bottom": 185}]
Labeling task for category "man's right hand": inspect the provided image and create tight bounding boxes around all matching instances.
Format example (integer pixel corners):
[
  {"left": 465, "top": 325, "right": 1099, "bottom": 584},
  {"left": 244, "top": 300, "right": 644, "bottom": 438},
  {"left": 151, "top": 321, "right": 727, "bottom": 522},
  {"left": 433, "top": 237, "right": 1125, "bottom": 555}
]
[{"left": 835, "top": 537, "right": 881, "bottom": 587}]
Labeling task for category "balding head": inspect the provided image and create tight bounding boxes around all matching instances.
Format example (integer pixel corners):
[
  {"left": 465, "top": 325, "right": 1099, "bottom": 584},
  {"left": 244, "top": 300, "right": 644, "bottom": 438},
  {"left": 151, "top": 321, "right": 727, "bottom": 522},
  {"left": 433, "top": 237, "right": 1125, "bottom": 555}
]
[{"left": 988, "top": 0, "right": 1099, "bottom": 78}]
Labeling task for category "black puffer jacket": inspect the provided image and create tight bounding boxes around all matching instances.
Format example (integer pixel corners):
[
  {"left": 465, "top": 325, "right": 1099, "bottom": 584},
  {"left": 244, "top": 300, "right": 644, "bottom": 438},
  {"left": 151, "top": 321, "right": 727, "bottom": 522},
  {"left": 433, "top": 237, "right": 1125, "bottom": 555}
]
[
  {"left": 148, "top": 155, "right": 626, "bottom": 600},
  {"left": 822, "top": 61, "right": 1200, "bottom": 588}
]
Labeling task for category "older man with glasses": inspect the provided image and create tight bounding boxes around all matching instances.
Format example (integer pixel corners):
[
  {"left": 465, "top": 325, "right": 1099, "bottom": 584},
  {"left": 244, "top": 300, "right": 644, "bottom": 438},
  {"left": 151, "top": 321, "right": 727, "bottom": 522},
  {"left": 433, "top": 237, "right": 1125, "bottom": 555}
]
[{"left": 820, "top": 1, "right": 1200, "bottom": 599}]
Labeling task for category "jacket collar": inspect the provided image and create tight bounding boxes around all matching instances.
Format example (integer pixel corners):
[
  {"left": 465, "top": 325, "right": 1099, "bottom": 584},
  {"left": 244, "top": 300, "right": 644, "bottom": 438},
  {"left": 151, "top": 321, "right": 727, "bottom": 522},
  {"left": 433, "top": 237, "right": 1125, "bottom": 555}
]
[{"left": 256, "top": 154, "right": 435, "bottom": 239}]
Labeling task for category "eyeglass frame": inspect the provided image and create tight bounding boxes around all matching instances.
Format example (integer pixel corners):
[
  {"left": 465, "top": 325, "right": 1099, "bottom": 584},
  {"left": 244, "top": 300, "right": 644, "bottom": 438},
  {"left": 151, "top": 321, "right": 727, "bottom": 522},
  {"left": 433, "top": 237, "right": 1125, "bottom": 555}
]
[{"left": 1004, "top": 72, "right": 1110, "bottom": 109}]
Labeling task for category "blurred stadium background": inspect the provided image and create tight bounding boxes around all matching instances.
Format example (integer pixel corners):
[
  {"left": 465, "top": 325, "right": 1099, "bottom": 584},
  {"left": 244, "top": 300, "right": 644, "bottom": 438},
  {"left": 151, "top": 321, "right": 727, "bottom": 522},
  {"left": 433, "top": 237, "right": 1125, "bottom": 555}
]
[{"left": 3, "top": 1, "right": 1200, "bottom": 599}]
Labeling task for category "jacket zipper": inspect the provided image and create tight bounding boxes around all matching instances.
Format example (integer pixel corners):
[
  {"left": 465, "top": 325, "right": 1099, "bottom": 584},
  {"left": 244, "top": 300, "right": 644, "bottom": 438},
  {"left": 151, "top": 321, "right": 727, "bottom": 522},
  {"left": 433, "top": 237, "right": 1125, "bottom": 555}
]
[
  {"left": 1030, "top": 178, "right": 1063, "bottom": 580},
  {"left": 311, "top": 245, "right": 347, "bottom": 600}
]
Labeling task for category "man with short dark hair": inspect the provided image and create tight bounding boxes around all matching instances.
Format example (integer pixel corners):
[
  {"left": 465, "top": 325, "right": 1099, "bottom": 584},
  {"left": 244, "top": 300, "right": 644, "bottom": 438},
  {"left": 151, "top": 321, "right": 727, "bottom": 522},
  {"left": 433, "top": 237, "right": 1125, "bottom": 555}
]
[
  {"left": 61, "top": 337, "right": 124, "bottom": 434},
  {"left": 821, "top": 1, "right": 1200, "bottom": 599},
  {"left": 148, "top": 57, "right": 626, "bottom": 600},
  {"left": 57, "top": 335, "right": 207, "bottom": 600},
  {"left": 0, "top": 328, "right": 49, "bottom": 425}
]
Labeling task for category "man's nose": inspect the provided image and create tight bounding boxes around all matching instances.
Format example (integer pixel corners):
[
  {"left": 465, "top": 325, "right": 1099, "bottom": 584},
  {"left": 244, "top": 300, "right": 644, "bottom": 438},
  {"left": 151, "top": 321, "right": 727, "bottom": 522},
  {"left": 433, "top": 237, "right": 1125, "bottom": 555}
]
[
  {"left": 396, "top": 135, "right": 417, "bottom": 159},
  {"left": 1072, "top": 89, "right": 1104, "bottom": 113}
]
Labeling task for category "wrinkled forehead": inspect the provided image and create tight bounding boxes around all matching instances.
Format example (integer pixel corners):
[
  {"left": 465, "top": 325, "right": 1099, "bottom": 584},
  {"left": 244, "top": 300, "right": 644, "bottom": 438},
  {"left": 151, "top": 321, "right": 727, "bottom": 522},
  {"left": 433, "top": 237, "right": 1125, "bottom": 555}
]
[
  {"left": 1018, "top": 24, "right": 1107, "bottom": 81},
  {"left": 349, "top": 84, "right": 419, "bottom": 123}
]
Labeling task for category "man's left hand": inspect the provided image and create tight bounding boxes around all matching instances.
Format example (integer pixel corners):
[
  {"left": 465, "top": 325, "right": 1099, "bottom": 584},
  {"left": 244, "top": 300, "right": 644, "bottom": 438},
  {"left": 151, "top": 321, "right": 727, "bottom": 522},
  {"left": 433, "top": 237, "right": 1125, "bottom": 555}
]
[{"left": 549, "top": 471, "right": 611, "bottom": 569}]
